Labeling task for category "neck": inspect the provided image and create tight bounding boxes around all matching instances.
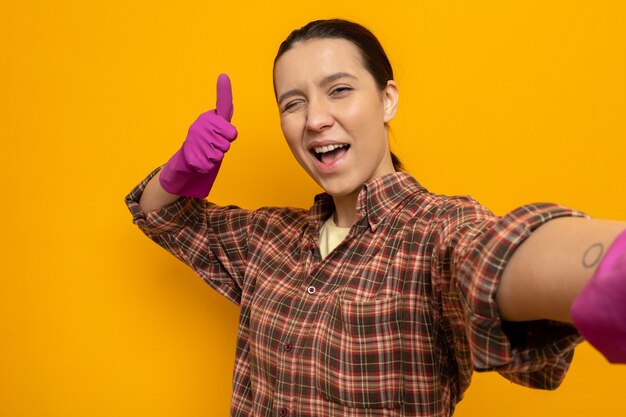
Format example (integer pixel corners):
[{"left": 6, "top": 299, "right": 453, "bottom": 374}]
[{"left": 332, "top": 189, "right": 361, "bottom": 227}]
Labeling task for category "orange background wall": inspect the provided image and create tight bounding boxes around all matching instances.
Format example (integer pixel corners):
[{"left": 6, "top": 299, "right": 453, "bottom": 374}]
[{"left": 2, "top": 1, "right": 625, "bottom": 416}]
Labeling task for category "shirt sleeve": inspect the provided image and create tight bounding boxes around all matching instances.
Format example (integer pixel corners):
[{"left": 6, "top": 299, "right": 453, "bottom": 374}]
[
  {"left": 431, "top": 196, "right": 588, "bottom": 390},
  {"left": 124, "top": 167, "right": 255, "bottom": 305}
]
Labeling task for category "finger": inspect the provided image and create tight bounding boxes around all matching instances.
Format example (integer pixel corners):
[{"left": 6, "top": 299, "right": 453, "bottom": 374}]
[
  {"left": 209, "top": 135, "right": 233, "bottom": 154},
  {"left": 215, "top": 73, "right": 234, "bottom": 122},
  {"left": 210, "top": 116, "right": 238, "bottom": 141}
]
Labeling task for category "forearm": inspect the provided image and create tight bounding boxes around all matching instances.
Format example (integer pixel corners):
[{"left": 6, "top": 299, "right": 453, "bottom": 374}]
[
  {"left": 138, "top": 168, "right": 181, "bottom": 213},
  {"left": 496, "top": 217, "right": 626, "bottom": 322}
]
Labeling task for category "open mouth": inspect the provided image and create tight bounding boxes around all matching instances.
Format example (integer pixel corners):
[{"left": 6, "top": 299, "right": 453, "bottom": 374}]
[{"left": 311, "top": 143, "right": 350, "bottom": 164}]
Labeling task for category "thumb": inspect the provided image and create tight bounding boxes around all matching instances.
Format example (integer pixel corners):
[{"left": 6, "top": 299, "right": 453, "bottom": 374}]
[{"left": 215, "top": 73, "right": 234, "bottom": 122}]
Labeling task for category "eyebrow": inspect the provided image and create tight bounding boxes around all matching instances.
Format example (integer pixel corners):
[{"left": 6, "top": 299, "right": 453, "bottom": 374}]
[{"left": 277, "top": 72, "right": 357, "bottom": 105}]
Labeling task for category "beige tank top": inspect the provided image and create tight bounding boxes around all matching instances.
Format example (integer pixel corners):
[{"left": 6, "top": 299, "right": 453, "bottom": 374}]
[{"left": 319, "top": 214, "right": 350, "bottom": 259}]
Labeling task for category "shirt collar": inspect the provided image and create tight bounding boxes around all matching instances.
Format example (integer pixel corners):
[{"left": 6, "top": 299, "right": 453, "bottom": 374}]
[{"left": 306, "top": 172, "right": 427, "bottom": 235}]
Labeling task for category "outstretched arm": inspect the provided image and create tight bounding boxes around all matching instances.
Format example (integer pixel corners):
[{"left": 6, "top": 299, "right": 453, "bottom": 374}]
[
  {"left": 497, "top": 216, "right": 626, "bottom": 361},
  {"left": 497, "top": 217, "right": 625, "bottom": 322}
]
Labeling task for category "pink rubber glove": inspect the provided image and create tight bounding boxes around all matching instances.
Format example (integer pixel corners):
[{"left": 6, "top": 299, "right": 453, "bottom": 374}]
[
  {"left": 571, "top": 229, "right": 626, "bottom": 363},
  {"left": 159, "top": 74, "right": 237, "bottom": 198}
]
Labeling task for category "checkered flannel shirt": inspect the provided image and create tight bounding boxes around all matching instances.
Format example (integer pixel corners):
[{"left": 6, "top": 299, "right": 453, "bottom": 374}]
[{"left": 126, "top": 168, "right": 585, "bottom": 417}]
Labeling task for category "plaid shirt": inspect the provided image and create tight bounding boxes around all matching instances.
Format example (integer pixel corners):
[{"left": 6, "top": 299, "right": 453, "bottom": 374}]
[{"left": 126, "top": 168, "right": 585, "bottom": 417}]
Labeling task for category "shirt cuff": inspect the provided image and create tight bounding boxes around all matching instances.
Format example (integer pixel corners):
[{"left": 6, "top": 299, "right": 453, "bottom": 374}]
[{"left": 124, "top": 166, "right": 195, "bottom": 236}]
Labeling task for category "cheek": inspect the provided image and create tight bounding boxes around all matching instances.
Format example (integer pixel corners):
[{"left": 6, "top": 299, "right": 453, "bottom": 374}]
[
  {"left": 280, "top": 117, "right": 302, "bottom": 150},
  {"left": 280, "top": 122, "right": 304, "bottom": 165},
  {"left": 343, "top": 99, "right": 383, "bottom": 130}
]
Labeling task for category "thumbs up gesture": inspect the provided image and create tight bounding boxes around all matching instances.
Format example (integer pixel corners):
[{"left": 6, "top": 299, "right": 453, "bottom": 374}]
[{"left": 159, "top": 74, "right": 238, "bottom": 198}]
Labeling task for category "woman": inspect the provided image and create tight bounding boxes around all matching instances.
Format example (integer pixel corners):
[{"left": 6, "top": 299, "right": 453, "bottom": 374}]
[{"left": 126, "top": 19, "right": 625, "bottom": 417}]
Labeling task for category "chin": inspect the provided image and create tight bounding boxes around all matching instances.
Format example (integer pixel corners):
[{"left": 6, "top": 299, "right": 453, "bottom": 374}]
[{"left": 319, "top": 177, "right": 362, "bottom": 198}]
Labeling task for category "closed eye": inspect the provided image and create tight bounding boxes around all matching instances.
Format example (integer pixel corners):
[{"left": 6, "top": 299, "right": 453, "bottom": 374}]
[
  {"left": 282, "top": 100, "right": 305, "bottom": 113},
  {"left": 330, "top": 86, "right": 353, "bottom": 96}
]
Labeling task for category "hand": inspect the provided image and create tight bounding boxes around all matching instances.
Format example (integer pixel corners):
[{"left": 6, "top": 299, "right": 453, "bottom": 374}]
[{"left": 159, "top": 74, "right": 238, "bottom": 198}]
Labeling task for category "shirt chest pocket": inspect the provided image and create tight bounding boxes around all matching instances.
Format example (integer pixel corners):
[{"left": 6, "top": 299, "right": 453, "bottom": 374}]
[{"left": 313, "top": 295, "right": 404, "bottom": 409}]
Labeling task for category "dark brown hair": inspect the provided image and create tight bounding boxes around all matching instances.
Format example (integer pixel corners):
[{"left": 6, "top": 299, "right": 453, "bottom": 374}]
[{"left": 274, "top": 19, "right": 404, "bottom": 172}]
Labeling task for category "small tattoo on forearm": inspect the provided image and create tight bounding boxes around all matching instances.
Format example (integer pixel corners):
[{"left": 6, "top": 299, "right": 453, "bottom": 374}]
[{"left": 582, "top": 243, "right": 605, "bottom": 269}]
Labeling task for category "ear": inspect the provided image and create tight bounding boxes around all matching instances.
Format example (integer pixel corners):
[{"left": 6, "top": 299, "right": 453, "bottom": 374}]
[{"left": 382, "top": 80, "right": 399, "bottom": 124}]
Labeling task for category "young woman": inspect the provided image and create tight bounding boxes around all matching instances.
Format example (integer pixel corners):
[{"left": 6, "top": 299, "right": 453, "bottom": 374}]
[{"left": 126, "top": 19, "right": 626, "bottom": 417}]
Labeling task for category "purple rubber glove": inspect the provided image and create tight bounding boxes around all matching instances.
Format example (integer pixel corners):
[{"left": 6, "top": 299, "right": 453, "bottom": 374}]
[
  {"left": 159, "top": 73, "right": 237, "bottom": 198},
  {"left": 571, "top": 229, "right": 626, "bottom": 363}
]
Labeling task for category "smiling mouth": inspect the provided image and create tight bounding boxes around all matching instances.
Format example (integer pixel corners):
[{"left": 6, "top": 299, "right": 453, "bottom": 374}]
[{"left": 312, "top": 143, "right": 350, "bottom": 164}]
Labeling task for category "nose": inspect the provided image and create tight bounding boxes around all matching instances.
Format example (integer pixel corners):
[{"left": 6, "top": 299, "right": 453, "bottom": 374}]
[{"left": 305, "top": 97, "right": 334, "bottom": 132}]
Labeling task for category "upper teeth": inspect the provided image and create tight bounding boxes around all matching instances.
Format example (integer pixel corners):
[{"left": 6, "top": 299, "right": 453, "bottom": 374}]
[{"left": 314, "top": 144, "right": 347, "bottom": 154}]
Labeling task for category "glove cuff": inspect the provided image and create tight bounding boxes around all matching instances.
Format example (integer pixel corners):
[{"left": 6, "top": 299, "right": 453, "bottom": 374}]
[{"left": 159, "top": 148, "right": 220, "bottom": 199}]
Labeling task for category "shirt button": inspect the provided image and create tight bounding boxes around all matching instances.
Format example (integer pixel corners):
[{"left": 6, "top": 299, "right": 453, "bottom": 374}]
[
  {"left": 307, "top": 286, "right": 316, "bottom": 294},
  {"left": 279, "top": 408, "right": 288, "bottom": 416},
  {"left": 283, "top": 343, "right": 293, "bottom": 352}
]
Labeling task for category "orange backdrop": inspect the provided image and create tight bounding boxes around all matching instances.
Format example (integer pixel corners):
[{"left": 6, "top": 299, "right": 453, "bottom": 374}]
[{"left": 2, "top": 1, "right": 625, "bottom": 416}]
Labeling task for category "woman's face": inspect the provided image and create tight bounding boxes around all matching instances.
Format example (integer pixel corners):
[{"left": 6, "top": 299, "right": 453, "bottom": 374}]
[{"left": 274, "top": 38, "right": 398, "bottom": 199}]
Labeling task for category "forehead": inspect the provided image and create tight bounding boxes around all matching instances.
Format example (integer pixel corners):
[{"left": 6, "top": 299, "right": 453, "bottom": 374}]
[{"left": 273, "top": 38, "right": 368, "bottom": 89}]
